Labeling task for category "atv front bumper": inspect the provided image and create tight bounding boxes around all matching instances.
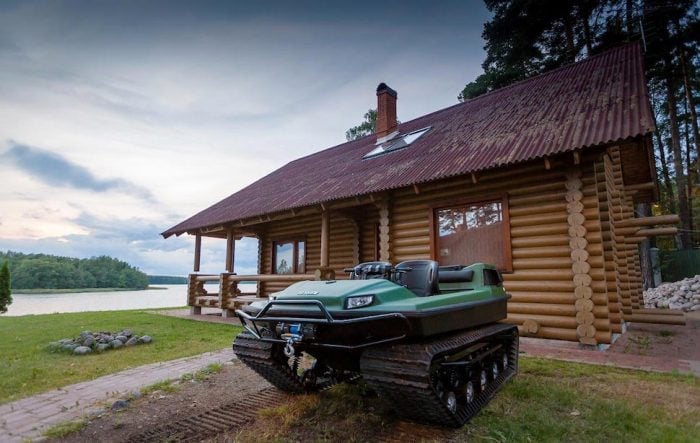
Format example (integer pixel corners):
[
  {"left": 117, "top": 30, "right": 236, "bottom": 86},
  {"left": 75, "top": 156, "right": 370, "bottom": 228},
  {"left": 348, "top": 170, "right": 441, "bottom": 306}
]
[{"left": 235, "top": 299, "right": 411, "bottom": 350}]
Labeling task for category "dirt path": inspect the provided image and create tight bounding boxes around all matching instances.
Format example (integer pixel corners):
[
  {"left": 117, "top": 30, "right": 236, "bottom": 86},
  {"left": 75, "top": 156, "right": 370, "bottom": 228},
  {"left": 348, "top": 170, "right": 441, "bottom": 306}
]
[
  {"left": 0, "top": 349, "right": 233, "bottom": 443},
  {"left": 59, "top": 361, "right": 273, "bottom": 443}
]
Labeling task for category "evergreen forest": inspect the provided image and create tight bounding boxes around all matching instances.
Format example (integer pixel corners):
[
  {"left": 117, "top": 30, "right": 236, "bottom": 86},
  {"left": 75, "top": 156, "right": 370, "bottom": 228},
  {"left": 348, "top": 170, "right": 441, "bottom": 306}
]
[
  {"left": 0, "top": 251, "right": 149, "bottom": 290},
  {"left": 460, "top": 0, "right": 700, "bottom": 250}
]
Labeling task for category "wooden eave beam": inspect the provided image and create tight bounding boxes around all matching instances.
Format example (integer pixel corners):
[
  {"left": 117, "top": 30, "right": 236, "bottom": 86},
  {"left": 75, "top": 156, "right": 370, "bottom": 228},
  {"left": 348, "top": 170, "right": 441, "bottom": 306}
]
[
  {"left": 636, "top": 227, "right": 678, "bottom": 236},
  {"left": 617, "top": 214, "right": 680, "bottom": 228},
  {"left": 624, "top": 182, "right": 655, "bottom": 192}
]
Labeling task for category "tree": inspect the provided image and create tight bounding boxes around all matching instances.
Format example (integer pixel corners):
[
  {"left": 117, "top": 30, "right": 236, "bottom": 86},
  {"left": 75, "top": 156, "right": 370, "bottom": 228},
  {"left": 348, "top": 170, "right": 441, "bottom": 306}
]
[
  {"left": 0, "top": 251, "right": 148, "bottom": 290},
  {"left": 0, "top": 261, "right": 11, "bottom": 314},
  {"left": 345, "top": 109, "right": 377, "bottom": 141},
  {"left": 461, "top": 0, "right": 700, "bottom": 249}
]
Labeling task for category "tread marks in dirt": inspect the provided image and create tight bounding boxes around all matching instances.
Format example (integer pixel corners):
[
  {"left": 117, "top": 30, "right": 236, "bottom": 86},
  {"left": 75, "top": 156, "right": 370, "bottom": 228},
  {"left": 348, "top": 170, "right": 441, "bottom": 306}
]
[{"left": 124, "top": 387, "right": 289, "bottom": 443}]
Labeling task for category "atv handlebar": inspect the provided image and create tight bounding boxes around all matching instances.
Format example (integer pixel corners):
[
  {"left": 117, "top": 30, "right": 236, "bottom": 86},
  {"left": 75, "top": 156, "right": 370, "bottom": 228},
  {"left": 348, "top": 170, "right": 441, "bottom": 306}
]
[{"left": 343, "top": 263, "right": 411, "bottom": 281}]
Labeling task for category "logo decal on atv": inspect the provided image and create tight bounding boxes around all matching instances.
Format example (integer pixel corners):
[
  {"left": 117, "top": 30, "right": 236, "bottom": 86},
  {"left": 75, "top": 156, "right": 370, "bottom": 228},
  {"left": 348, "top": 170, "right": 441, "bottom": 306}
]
[{"left": 296, "top": 290, "right": 319, "bottom": 295}]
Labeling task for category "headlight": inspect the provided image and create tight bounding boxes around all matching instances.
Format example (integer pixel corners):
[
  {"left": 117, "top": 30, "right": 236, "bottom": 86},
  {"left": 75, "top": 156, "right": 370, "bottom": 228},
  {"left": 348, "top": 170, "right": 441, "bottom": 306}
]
[{"left": 345, "top": 295, "right": 374, "bottom": 309}]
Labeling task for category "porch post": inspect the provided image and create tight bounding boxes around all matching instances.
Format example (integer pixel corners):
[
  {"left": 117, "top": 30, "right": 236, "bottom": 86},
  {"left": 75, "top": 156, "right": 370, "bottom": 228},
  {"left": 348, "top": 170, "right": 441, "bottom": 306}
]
[
  {"left": 225, "top": 230, "right": 235, "bottom": 273},
  {"left": 316, "top": 210, "right": 335, "bottom": 280},
  {"left": 193, "top": 234, "right": 202, "bottom": 272},
  {"left": 320, "top": 210, "right": 330, "bottom": 268},
  {"left": 378, "top": 201, "right": 391, "bottom": 262},
  {"left": 191, "top": 233, "right": 202, "bottom": 315}
]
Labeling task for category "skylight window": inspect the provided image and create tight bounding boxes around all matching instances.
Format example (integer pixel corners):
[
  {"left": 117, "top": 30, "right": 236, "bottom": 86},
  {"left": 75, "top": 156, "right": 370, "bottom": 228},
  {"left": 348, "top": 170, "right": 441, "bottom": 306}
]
[{"left": 363, "top": 126, "right": 431, "bottom": 159}]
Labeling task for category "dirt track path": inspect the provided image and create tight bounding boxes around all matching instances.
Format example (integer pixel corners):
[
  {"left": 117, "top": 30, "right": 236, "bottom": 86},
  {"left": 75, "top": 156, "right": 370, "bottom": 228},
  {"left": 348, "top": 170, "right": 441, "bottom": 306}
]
[{"left": 59, "top": 361, "right": 274, "bottom": 443}]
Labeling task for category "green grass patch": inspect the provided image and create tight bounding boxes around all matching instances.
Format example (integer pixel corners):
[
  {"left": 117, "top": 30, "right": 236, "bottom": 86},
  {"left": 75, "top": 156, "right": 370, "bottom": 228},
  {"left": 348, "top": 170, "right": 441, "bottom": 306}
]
[
  {"left": 463, "top": 357, "right": 700, "bottom": 442},
  {"left": 140, "top": 379, "right": 178, "bottom": 395},
  {"left": 237, "top": 357, "right": 700, "bottom": 442},
  {"left": 0, "top": 310, "right": 240, "bottom": 404},
  {"left": 42, "top": 419, "right": 87, "bottom": 438},
  {"left": 180, "top": 363, "right": 224, "bottom": 383},
  {"left": 140, "top": 363, "right": 225, "bottom": 397}
]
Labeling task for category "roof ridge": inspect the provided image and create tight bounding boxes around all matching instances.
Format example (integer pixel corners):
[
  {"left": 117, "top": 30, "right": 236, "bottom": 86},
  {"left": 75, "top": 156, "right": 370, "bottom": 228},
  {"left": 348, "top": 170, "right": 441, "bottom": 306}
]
[
  {"left": 461, "top": 41, "right": 641, "bottom": 106},
  {"left": 286, "top": 42, "right": 641, "bottom": 167},
  {"left": 162, "top": 40, "right": 652, "bottom": 238}
]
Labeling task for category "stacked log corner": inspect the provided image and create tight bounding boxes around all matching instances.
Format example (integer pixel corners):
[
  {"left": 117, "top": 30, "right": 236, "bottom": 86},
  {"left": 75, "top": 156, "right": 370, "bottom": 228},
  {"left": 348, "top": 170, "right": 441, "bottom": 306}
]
[{"left": 566, "top": 169, "right": 599, "bottom": 345}]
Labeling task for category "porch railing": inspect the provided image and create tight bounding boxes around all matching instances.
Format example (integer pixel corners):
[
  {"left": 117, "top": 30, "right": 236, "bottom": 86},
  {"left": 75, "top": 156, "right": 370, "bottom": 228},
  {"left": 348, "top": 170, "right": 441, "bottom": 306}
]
[{"left": 187, "top": 272, "right": 311, "bottom": 314}]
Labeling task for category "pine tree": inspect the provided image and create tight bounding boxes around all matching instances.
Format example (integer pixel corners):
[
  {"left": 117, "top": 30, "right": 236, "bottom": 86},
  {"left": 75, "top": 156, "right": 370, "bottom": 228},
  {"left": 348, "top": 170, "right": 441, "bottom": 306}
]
[{"left": 0, "top": 261, "right": 12, "bottom": 314}]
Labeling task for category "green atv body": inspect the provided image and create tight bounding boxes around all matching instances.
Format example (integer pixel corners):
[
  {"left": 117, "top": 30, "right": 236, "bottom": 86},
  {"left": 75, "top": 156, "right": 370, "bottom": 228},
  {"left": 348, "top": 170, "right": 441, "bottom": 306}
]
[
  {"left": 240, "top": 262, "right": 508, "bottom": 347},
  {"left": 233, "top": 260, "right": 518, "bottom": 427}
]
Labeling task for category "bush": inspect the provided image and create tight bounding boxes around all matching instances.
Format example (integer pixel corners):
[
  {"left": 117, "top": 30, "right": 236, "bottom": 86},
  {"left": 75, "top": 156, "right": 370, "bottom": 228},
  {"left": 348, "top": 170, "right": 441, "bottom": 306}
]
[{"left": 0, "top": 261, "right": 11, "bottom": 314}]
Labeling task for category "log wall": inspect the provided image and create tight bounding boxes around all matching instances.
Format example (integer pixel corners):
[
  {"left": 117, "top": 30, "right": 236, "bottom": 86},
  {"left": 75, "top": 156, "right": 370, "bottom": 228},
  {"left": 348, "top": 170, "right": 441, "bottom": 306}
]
[{"left": 259, "top": 212, "right": 357, "bottom": 295}]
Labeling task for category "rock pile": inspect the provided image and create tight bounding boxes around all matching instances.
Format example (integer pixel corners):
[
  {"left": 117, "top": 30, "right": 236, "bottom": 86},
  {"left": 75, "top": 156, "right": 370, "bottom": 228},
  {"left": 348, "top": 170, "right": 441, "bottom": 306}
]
[
  {"left": 48, "top": 329, "right": 153, "bottom": 356},
  {"left": 643, "top": 275, "right": 700, "bottom": 312}
]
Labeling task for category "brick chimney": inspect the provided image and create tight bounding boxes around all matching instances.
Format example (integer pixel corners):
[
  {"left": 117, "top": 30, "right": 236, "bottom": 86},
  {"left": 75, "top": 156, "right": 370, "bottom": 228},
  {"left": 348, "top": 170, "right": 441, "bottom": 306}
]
[{"left": 376, "top": 83, "right": 398, "bottom": 141}]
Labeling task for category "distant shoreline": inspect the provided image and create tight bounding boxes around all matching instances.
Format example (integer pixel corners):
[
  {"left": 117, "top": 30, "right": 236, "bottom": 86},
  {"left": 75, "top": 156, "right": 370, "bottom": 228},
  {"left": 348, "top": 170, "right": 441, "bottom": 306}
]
[{"left": 13, "top": 286, "right": 167, "bottom": 294}]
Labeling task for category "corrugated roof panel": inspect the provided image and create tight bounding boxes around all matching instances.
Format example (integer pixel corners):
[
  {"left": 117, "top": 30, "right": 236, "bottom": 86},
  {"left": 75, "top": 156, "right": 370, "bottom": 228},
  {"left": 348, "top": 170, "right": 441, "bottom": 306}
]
[{"left": 163, "top": 42, "right": 655, "bottom": 237}]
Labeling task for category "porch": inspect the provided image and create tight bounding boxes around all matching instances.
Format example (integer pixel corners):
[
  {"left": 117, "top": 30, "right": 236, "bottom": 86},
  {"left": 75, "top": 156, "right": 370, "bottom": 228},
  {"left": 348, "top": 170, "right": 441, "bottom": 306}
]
[{"left": 185, "top": 201, "right": 382, "bottom": 316}]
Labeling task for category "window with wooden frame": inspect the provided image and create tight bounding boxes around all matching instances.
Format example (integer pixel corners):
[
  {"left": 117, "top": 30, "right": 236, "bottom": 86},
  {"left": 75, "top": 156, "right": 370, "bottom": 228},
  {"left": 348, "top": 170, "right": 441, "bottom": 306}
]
[
  {"left": 272, "top": 238, "right": 306, "bottom": 274},
  {"left": 429, "top": 194, "right": 512, "bottom": 272}
]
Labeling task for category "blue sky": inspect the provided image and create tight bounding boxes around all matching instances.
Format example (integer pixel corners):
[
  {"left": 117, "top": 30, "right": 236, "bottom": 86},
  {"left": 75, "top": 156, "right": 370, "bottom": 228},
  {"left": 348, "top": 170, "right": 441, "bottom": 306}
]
[{"left": 0, "top": 0, "right": 490, "bottom": 276}]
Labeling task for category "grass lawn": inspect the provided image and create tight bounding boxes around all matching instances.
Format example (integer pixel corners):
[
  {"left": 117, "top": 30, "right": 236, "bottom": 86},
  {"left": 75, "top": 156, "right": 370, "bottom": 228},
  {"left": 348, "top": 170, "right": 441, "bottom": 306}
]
[
  {"left": 0, "top": 310, "right": 241, "bottom": 404},
  {"left": 237, "top": 357, "right": 700, "bottom": 442}
]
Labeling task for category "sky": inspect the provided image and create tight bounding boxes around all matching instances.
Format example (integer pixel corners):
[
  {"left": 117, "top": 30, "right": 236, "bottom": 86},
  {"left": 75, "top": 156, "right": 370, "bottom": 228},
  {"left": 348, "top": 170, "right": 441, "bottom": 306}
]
[{"left": 0, "top": 0, "right": 490, "bottom": 276}]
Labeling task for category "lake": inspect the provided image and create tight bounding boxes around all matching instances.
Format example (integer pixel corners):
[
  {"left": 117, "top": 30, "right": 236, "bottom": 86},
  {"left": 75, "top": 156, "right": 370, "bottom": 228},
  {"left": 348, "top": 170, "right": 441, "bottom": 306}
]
[{"left": 4, "top": 283, "right": 258, "bottom": 316}]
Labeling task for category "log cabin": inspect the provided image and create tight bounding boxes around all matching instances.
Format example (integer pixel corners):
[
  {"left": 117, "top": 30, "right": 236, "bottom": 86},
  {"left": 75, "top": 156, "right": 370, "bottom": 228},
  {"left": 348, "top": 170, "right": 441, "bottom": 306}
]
[{"left": 162, "top": 42, "right": 682, "bottom": 346}]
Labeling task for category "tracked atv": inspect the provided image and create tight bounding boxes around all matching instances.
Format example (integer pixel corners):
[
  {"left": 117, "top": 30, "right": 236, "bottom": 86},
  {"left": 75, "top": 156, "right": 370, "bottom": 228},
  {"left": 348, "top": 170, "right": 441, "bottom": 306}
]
[{"left": 233, "top": 260, "right": 518, "bottom": 427}]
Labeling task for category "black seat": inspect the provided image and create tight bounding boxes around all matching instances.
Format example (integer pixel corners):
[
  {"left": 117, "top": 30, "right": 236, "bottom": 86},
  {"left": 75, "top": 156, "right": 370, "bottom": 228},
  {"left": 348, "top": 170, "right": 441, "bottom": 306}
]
[
  {"left": 438, "top": 265, "right": 474, "bottom": 283},
  {"left": 395, "top": 260, "right": 440, "bottom": 297}
]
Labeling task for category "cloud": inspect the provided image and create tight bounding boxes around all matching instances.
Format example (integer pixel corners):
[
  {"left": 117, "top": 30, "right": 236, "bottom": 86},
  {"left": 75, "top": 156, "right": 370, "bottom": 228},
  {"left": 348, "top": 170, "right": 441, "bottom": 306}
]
[
  {"left": 2, "top": 141, "right": 154, "bottom": 201},
  {"left": 0, "top": 210, "right": 260, "bottom": 276}
]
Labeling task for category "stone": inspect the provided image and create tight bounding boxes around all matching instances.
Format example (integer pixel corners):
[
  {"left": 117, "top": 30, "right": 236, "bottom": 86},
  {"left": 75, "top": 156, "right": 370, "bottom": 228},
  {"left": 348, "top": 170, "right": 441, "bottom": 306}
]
[
  {"left": 140, "top": 335, "right": 152, "bottom": 344},
  {"left": 122, "top": 329, "right": 133, "bottom": 338},
  {"left": 58, "top": 338, "right": 73, "bottom": 344},
  {"left": 63, "top": 343, "right": 78, "bottom": 352},
  {"left": 74, "top": 346, "right": 92, "bottom": 355},
  {"left": 82, "top": 336, "right": 95, "bottom": 347},
  {"left": 96, "top": 343, "right": 110, "bottom": 352},
  {"left": 111, "top": 340, "right": 123, "bottom": 349},
  {"left": 111, "top": 399, "right": 129, "bottom": 411},
  {"left": 115, "top": 335, "right": 128, "bottom": 343},
  {"left": 125, "top": 337, "right": 139, "bottom": 346}
]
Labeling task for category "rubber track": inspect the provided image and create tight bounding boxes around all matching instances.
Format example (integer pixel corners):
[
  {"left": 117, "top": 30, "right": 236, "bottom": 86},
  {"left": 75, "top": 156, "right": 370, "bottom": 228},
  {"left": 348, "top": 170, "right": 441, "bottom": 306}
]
[
  {"left": 232, "top": 332, "right": 307, "bottom": 393},
  {"left": 360, "top": 323, "right": 519, "bottom": 427},
  {"left": 124, "top": 387, "right": 288, "bottom": 443}
]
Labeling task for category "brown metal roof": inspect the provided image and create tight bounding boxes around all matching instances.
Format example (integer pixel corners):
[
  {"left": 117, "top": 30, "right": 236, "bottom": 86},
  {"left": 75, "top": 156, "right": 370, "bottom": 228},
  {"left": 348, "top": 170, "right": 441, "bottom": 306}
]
[{"left": 163, "top": 42, "right": 654, "bottom": 238}]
